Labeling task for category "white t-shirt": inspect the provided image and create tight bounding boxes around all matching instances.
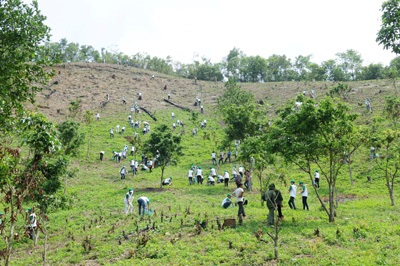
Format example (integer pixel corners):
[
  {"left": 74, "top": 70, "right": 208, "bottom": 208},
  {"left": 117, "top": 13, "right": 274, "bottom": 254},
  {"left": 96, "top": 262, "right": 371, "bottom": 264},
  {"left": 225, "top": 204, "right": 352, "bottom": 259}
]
[
  {"left": 125, "top": 191, "right": 134, "bottom": 203},
  {"left": 138, "top": 196, "right": 149, "bottom": 204},
  {"left": 314, "top": 172, "right": 320, "bottom": 179},
  {"left": 233, "top": 187, "right": 244, "bottom": 202},
  {"left": 197, "top": 169, "right": 202, "bottom": 176},
  {"left": 188, "top": 169, "right": 194, "bottom": 177},
  {"left": 29, "top": 213, "right": 37, "bottom": 227},
  {"left": 301, "top": 185, "right": 308, "bottom": 197},
  {"left": 238, "top": 166, "right": 244, "bottom": 173},
  {"left": 208, "top": 176, "right": 215, "bottom": 183},
  {"left": 211, "top": 152, "right": 216, "bottom": 159},
  {"left": 289, "top": 184, "right": 297, "bottom": 198},
  {"left": 221, "top": 197, "right": 231, "bottom": 207},
  {"left": 210, "top": 168, "right": 216, "bottom": 176},
  {"left": 224, "top": 172, "right": 229, "bottom": 179}
]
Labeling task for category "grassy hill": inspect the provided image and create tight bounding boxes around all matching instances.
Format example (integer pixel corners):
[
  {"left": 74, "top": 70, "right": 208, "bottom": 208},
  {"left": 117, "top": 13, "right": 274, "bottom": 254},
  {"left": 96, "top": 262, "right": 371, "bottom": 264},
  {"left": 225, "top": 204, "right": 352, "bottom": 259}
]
[{"left": 8, "top": 63, "right": 400, "bottom": 265}]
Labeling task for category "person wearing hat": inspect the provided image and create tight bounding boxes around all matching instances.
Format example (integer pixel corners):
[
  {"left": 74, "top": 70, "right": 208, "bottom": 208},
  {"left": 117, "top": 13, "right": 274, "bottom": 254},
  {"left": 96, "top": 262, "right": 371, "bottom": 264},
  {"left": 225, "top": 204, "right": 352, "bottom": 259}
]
[
  {"left": 221, "top": 194, "right": 233, "bottom": 209},
  {"left": 26, "top": 208, "right": 37, "bottom": 240},
  {"left": 207, "top": 175, "right": 215, "bottom": 186},
  {"left": 0, "top": 212, "right": 4, "bottom": 229},
  {"left": 211, "top": 151, "right": 217, "bottom": 165},
  {"left": 188, "top": 167, "right": 194, "bottom": 185},
  {"left": 162, "top": 176, "right": 172, "bottom": 186},
  {"left": 209, "top": 166, "right": 217, "bottom": 179},
  {"left": 265, "top": 184, "right": 277, "bottom": 225},
  {"left": 314, "top": 170, "right": 320, "bottom": 188},
  {"left": 288, "top": 180, "right": 297, "bottom": 210},
  {"left": 137, "top": 196, "right": 150, "bottom": 216},
  {"left": 223, "top": 170, "right": 230, "bottom": 187},
  {"left": 120, "top": 165, "right": 127, "bottom": 179},
  {"left": 124, "top": 188, "right": 134, "bottom": 215},
  {"left": 196, "top": 167, "right": 203, "bottom": 185},
  {"left": 299, "top": 181, "right": 309, "bottom": 210}
]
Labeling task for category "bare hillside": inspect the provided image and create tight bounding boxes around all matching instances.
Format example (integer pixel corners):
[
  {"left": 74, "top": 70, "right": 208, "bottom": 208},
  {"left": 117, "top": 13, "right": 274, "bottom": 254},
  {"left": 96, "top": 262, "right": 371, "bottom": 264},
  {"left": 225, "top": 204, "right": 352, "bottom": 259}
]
[{"left": 34, "top": 62, "right": 394, "bottom": 122}]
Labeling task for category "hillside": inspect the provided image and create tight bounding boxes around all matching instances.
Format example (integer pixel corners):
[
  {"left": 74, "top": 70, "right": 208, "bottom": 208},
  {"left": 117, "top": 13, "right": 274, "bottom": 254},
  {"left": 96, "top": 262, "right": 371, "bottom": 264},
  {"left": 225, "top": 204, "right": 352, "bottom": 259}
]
[{"left": 9, "top": 63, "right": 400, "bottom": 265}]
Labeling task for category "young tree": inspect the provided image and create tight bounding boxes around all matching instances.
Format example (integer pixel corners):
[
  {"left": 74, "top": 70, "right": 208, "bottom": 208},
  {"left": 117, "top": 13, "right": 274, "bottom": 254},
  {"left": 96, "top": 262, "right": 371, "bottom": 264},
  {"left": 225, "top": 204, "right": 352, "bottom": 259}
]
[
  {"left": 268, "top": 97, "right": 362, "bottom": 222},
  {"left": 57, "top": 120, "right": 85, "bottom": 157},
  {"left": 383, "top": 95, "right": 400, "bottom": 128},
  {"left": 371, "top": 129, "right": 400, "bottom": 206},
  {"left": 144, "top": 124, "right": 183, "bottom": 188}
]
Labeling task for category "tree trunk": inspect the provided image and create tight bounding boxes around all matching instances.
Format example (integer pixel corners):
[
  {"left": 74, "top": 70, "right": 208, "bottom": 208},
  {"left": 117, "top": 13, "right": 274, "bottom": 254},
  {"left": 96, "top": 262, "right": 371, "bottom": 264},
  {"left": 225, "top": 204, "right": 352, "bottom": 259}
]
[
  {"left": 388, "top": 182, "right": 395, "bottom": 206},
  {"left": 42, "top": 221, "right": 47, "bottom": 266},
  {"left": 328, "top": 184, "right": 335, "bottom": 222},
  {"left": 5, "top": 222, "right": 15, "bottom": 266},
  {"left": 347, "top": 155, "right": 353, "bottom": 185},
  {"left": 160, "top": 167, "right": 165, "bottom": 188}
]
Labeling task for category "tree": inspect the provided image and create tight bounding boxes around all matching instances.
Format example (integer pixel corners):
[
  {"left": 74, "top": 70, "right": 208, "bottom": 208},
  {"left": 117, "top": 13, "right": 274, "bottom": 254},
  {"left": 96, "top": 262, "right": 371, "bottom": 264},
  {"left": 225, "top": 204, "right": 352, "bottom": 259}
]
[
  {"left": 268, "top": 97, "right": 361, "bottom": 222},
  {"left": 327, "top": 83, "right": 352, "bottom": 100},
  {"left": 57, "top": 120, "right": 85, "bottom": 157},
  {"left": 384, "top": 95, "right": 400, "bottom": 128},
  {"left": 361, "top": 63, "right": 384, "bottom": 80},
  {"left": 371, "top": 128, "right": 400, "bottom": 206},
  {"left": 335, "top": 49, "right": 363, "bottom": 81},
  {"left": 0, "top": 0, "right": 52, "bottom": 129},
  {"left": 377, "top": 0, "right": 400, "bottom": 54},
  {"left": 217, "top": 79, "right": 264, "bottom": 145},
  {"left": 84, "top": 111, "right": 94, "bottom": 157},
  {"left": 144, "top": 124, "right": 183, "bottom": 188}
]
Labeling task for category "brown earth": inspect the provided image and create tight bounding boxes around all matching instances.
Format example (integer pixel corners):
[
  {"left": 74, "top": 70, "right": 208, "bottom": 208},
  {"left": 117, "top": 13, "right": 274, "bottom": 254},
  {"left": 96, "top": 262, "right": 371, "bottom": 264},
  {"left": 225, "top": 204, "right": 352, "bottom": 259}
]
[{"left": 33, "top": 62, "right": 394, "bottom": 123}]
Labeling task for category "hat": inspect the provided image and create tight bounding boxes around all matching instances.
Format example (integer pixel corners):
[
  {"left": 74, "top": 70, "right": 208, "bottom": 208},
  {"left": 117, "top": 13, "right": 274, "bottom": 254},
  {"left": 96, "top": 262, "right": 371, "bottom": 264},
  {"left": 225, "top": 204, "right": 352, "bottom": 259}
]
[
  {"left": 0, "top": 212, "right": 3, "bottom": 215},
  {"left": 268, "top": 183, "right": 275, "bottom": 189},
  {"left": 129, "top": 188, "right": 133, "bottom": 192},
  {"left": 169, "top": 176, "right": 172, "bottom": 179},
  {"left": 148, "top": 198, "right": 151, "bottom": 203},
  {"left": 26, "top": 208, "right": 32, "bottom": 213},
  {"left": 315, "top": 170, "right": 318, "bottom": 172},
  {"left": 299, "top": 181, "right": 303, "bottom": 185},
  {"left": 210, "top": 166, "right": 212, "bottom": 169},
  {"left": 290, "top": 180, "right": 295, "bottom": 183}
]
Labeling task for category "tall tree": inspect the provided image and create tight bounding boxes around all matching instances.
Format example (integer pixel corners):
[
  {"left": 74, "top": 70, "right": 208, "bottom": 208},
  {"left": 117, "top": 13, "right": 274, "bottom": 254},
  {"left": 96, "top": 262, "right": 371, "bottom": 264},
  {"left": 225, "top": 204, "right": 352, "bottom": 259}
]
[
  {"left": 268, "top": 97, "right": 361, "bottom": 222},
  {"left": 377, "top": 0, "right": 400, "bottom": 54},
  {"left": 0, "top": 0, "right": 52, "bottom": 129},
  {"left": 336, "top": 49, "right": 363, "bottom": 81},
  {"left": 144, "top": 124, "right": 183, "bottom": 188}
]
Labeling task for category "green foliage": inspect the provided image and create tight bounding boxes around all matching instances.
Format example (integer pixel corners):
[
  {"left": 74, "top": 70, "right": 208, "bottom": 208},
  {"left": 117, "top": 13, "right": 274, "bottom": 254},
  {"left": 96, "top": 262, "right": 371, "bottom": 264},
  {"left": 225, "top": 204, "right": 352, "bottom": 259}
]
[
  {"left": 57, "top": 120, "right": 85, "bottom": 156},
  {"left": 0, "top": 0, "right": 52, "bottom": 129},
  {"left": 327, "top": 82, "right": 352, "bottom": 100},
  {"left": 377, "top": 0, "right": 400, "bottom": 54},
  {"left": 144, "top": 124, "right": 183, "bottom": 187},
  {"left": 384, "top": 95, "right": 400, "bottom": 128},
  {"left": 269, "top": 97, "right": 361, "bottom": 222}
]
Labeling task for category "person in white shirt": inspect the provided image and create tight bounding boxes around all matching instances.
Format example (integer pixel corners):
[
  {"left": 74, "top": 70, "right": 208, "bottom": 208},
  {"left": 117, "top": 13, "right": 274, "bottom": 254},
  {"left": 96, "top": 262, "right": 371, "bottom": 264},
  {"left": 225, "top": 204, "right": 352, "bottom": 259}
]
[
  {"left": 233, "top": 183, "right": 246, "bottom": 219},
  {"left": 120, "top": 165, "right": 127, "bottom": 179},
  {"left": 299, "top": 181, "right": 309, "bottom": 210},
  {"left": 207, "top": 175, "right": 215, "bottom": 186},
  {"left": 211, "top": 151, "right": 217, "bottom": 165},
  {"left": 288, "top": 180, "right": 297, "bottom": 210},
  {"left": 221, "top": 194, "right": 233, "bottom": 209},
  {"left": 26, "top": 208, "right": 37, "bottom": 240},
  {"left": 162, "top": 177, "right": 172, "bottom": 186},
  {"left": 209, "top": 167, "right": 217, "bottom": 178},
  {"left": 188, "top": 168, "right": 194, "bottom": 185},
  {"left": 196, "top": 167, "right": 203, "bottom": 185},
  {"left": 124, "top": 188, "right": 134, "bottom": 214},
  {"left": 314, "top": 170, "right": 320, "bottom": 188},
  {"left": 224, "top": 171, "right": 230, "bottom": 187},
  {"left": 137, "top": 196, "right": 150, "bottom": 216}
]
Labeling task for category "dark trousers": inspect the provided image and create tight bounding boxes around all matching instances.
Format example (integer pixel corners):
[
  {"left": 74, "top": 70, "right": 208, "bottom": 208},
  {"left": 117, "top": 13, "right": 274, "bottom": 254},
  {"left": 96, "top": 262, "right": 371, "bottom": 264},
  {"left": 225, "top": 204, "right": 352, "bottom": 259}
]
[
  {"left": 197, "top": 175, "right": 203, "bottom": 184},
  {"left": 212, "top": 158, "right": 217, "bottom": 165},
  {"left": 100, "top": 153, "right": 104, "bottom": 161},
  {"left": 315, "top": 178, "right": 320, "bottom": 188},
  {"left": 277, "top": 202, "right": 283, "bottom": 218},
  {"left": 188, "top": 177, "right": 193, "bottom": 185},
  {"left": 222, "top": 201, "right": 232, "bottom": 209},
  {"left": 224, "top": 178, "right": 229, "bottom": 187},
  {"left": 288, "top": 196, "right": 296, "bottom": 209},
  {"left": 237, "top": 201, "right": 246, "bottom": 217},
  {"left": 138, "top": 198, "right": 146, "bottom": 216},
  {"left": 302, "top": 196, "right": 309, "bottom": 210},
  {"left": 218, "top": 158, "right": 224, "bottom": 164}
]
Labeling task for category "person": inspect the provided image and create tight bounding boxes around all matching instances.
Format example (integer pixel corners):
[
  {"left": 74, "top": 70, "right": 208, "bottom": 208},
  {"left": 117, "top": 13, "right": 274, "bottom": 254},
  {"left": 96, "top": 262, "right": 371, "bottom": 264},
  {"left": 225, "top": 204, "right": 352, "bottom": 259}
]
[
  {"left": 0, "top": 212, "right": 3, "bottom": 226},
  {"left": 130, "top": 159, "right": 136, "bottom": 175},
  {"left": 299, "top": 181, "right": 309, "bottom": 210},
  {"left": 120, "top": 165, "right": 127, "bottom": 179},
  {"left": 211, "top": 151, "right": 217, "bottom": 165},
  {"left": 26, "top": 208, "right": 37, "bottom": 240},
  {"left": 233, "top": 183, "right": 246, "bottom": 221},
  {"left": 122, "top": 97, "right": 126, "bottom": 105},
  {"left": 370, "top": 146, "right": 376, "bottom": 160},
  {"left": 124, "top": 188, "right": 134, "bottom": 214},
  {"left": 148, "top": 160, "right": 153, "bottom": 173},
  {"left": 235, "top": 173, "right": 242, "bottom": 188},
  {"left": 275, "top": 186, "right": 284, "bottom": 220},
  {"left": 130, "top": 145, "right": 135, "bottom": 156},
  {"left": 110, "top": 128, "right": 114, "bottom": 138},
  {"left": 137, "top": 196, "right": 150, "bottom": 216},
  {"left": 210, "top": 166, "right": 217, "bottom": 179},
  {"left": 99, "top": 151, "right": 104, "bottom": 161},
  {"left": 196, "top": 167, "right": 203, "bottom": 185},
  {"left": 221, "top": 194, "right": 233, "bottom": 209},
  {"left": 288, "top": 180, "right": 297, "bottom": 210},
  {"left": 218, "top": 151, "right": 224, "bottom": 164},
  {"left": 238, "top": 166, "right": 244, "bottom": 177},
  {"left": 265, "top": 184, "right": 277, "bottom": 226},
  {"left": 232, "top": 166, "right": 237, "bottom": 180},
  {"left": 223, "top": 171, "right": 230, "bottom": 187},
  {"left": 224, "top": 149, "right": 232, "bottom": 163},
  {"left": 314, "top": 170, "right": 320, "bottom": 188},
  {"left": 200, "top": 105, "right": 204, "bottom": 113},
  {"left": 171, "top": 112, "right": 175, "bottom": 119},
  {"left": 162, "top": 176, "right": 172, "bottom": 186},
  {"left": 244, "top": 170, "right": 252, "bottom": 191},
  {"left": 188, "top": 167, "right": 194, "bottom": 185},
  {"left": 207, "top": 175, "right": 215, "bottom": 186},
  {"left": 96, "top": 113, "right": 100, "bottom": 121}
]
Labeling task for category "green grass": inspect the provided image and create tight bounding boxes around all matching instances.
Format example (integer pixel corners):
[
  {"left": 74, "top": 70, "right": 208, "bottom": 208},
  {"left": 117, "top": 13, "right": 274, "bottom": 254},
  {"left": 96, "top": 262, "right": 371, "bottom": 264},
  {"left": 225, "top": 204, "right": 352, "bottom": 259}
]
[{"left": 4, "top": 68, "right": 400, "bottom": 265}]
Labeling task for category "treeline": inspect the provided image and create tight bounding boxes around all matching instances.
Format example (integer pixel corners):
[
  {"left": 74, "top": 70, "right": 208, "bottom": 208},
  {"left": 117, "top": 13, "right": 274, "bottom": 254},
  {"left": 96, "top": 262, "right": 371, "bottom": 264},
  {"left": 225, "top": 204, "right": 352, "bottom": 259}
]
[{"left": 36, "top": 38, "right": 400, "bottom": 82}]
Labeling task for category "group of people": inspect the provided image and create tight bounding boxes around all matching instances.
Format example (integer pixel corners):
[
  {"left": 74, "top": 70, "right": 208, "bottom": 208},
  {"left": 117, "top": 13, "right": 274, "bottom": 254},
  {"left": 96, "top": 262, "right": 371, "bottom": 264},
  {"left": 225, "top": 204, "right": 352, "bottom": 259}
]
[
  {"left": 123, "top": 188, "right": 151, "bottom": 216},
  {"left": 263, "top": 178, "right": 313, "bottom": 226}
]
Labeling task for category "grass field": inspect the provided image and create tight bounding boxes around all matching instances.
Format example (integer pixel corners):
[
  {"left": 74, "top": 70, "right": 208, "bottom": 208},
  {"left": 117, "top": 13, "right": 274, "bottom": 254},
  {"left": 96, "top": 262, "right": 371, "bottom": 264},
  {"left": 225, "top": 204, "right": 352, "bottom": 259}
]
[{"left": 5, "top": 63, "right": 400, "bottom": 265}]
